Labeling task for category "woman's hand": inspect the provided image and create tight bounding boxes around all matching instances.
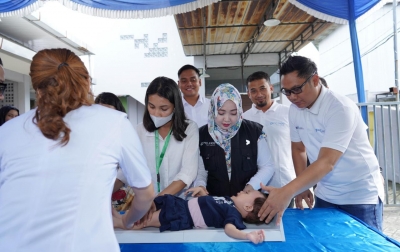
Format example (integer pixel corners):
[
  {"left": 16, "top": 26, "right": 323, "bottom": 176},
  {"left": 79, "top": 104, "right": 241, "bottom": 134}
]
[
  {"left": 243, "top": 184, "right": 254, "bottom": 193},
  {"left": 112, "top": 208, "right": 125, "bottom": 229},
  {"left": 185, "top": 186, "right": 209, "bottom": 197}
]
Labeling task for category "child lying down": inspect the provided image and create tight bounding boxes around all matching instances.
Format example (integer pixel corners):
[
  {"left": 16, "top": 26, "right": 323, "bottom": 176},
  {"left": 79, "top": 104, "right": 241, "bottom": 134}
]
[{"left": 113, "top": 190, "right": 267, "bottom": 244}]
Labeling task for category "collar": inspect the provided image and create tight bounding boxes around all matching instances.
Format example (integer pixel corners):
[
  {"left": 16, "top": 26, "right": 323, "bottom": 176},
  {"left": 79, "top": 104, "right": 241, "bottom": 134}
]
[
  {"left": 182, "top": 94, "right": 205, "bottom": 106},
  {"left": 307, "top": 85, "right": 328, "bottom": 115},
  {"left": 250, "top": 100, "right": 277, "bottom": 114},
  {"left": 145, "top": 130, "right": 155, "bottom": 137}
]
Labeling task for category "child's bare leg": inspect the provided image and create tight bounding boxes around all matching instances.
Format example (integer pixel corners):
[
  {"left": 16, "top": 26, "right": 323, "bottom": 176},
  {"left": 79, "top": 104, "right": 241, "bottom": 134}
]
[{"left": 131, "top": 210, "right": 161, "bottom": 230}]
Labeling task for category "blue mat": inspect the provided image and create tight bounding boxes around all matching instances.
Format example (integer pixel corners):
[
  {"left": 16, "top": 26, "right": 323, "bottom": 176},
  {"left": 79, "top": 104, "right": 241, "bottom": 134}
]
[{"left": 119, "top": 208, "right": 400, "bottom": 252}]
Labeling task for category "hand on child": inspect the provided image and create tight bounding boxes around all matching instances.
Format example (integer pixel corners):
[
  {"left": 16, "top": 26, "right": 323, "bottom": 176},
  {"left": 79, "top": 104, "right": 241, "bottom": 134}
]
[
  {"left": 258, "top": 182, "right": 290, "bottom": 225},
  {"left": 294, "top": 189, "right": 314, "bottom": 210},
  {"left": 246, "top": 230, "right": 265, "bottom": 244},
  {"left": 136, "top": 201, "right": 156, "bottom": 227},
  {"left": 185, "top": 186, "right": 208, "bottom": 197},
  {"left": 112, "top": 208, "right": 147, "bottom": 230}
]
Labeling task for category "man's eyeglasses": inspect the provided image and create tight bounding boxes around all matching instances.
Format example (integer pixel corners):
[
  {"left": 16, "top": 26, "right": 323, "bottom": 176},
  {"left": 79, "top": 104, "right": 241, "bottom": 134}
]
[{"left": 281, "top": 72, "right": 316, "bottom": 96}]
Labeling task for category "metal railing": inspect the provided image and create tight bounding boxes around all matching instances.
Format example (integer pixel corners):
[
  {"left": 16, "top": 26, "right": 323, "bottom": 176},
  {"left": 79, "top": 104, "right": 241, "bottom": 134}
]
[{"left": 357, "top": 101, "right": 400, "bottom": 206}]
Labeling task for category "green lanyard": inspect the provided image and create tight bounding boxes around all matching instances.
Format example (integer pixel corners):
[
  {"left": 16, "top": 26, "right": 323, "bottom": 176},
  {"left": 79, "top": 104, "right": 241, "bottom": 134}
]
[{"left": 155, "top": 128, "right": 172, "bottom": 193}]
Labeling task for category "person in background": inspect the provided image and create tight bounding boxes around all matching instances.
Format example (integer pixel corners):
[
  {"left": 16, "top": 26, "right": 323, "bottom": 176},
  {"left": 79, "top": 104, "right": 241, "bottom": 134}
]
[
  {"left": 258, "top": 56, "right": 384, "bottom": 231},
  {"left": 0, "top": 106, "right": 19, "bottom": 126},
  {"left": 0, "top": 48, "right": 154, "bottom": 252},
  {"left": 95, "top": 92, "right": 126, "bottom": 113},
  {"left": 188, "top": 84, "right": 275, "bottom": 198},
  {"left": 178, "top": 64, "right": 210, "bottom": 128},
  {"left": 242, "top": 71, "right": 296, "bottom": 207}
]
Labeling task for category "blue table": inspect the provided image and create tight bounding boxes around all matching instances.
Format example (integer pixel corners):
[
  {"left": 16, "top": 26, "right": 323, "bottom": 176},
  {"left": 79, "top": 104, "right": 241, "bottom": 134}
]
[{"left": 119, "top": 208, "right": 400, "bottom": 252}]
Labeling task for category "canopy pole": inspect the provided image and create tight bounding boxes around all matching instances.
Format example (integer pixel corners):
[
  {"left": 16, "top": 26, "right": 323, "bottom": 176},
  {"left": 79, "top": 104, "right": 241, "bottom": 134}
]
[
  {"left": 348, "top": 0, "right": 367, "bottom": 123},
  {"left": 393, "top": 0, "right": 399, "bottom": 101}
]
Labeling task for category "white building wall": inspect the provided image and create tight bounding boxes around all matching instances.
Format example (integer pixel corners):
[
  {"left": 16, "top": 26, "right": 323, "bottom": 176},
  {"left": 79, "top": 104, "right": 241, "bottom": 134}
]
[
  {"left": 194, "top": 56, "right": 206, "bottom": 98},
  {"left": 0, "top": 52, "right": 31, "bottom": 76},
  {"left": 319, "top": 4, "right": 399, "bottom": 101},
  {"left": 126, "top": 96, "right": 145, "bottom": 126},
  {"left": 0, "top": 68, "right": 31, "bottom": 114},
  {"left": 35, "top": 2, "right": 195, "bottom": 105},
  {"left": 0, "top": 52, "right": 32, "bottom": 113}
]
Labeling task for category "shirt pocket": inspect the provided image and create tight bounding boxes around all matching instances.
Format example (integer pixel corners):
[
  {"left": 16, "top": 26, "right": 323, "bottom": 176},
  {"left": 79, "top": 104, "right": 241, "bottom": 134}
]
[
  {"left": 200, "top": 149, "right": 218, "bottom": 172},
  {"left": 241, "top": 149, "right": 257, "bottom": 172}
]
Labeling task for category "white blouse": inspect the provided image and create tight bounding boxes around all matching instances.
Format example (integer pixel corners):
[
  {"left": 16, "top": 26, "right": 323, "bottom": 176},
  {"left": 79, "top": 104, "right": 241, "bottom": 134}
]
[
  {"left": 0, "top": 105, "right": 152, "bottom": 252},
  {"left": 118, "top": 120, "right": 199, "bottom": 198}
]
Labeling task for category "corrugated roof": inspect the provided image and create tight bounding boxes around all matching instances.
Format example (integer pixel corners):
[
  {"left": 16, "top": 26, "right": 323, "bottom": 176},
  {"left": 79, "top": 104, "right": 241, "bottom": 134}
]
[{"left": 175, "top": 0, "right": 337, "bottom": 63}]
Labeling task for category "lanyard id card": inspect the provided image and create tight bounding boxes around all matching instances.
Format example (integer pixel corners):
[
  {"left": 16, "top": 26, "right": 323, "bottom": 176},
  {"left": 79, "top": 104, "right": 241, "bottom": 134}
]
[{"left": 155, "top": 128, "right": 172, "bottom": 193}]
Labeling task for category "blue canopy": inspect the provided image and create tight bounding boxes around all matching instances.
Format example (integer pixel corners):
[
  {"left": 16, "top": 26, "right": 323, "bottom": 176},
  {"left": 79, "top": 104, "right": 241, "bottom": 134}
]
[
  {"left": 289, "top": 0, "right": 386, "bottom": 123},
  {"left": 289, "top": 0, "right": 385, "bottom": 24},
  {"left": 0, "top": 0, "right": 219, "bottom": 18}
]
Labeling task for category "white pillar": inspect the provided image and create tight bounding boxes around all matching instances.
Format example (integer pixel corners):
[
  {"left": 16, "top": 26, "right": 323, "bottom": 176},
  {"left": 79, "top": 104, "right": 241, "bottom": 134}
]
[{"left": 4, "top": 68, "right": 31, "bottom": 114}]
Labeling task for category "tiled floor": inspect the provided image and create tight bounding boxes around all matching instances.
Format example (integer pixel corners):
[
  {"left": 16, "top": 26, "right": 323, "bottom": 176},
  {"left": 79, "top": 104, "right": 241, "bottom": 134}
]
[
  {"left": 383, "top": 181, "right": 400, "bottom": 241},
  {"left": 383, "top": 206, "right": 400, "bottom": 241}
]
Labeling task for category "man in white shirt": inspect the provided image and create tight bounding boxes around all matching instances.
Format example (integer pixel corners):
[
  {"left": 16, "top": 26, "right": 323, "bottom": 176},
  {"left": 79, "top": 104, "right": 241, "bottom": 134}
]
[
  {"left": 242, "top": 71, "right": 295, "bottom": 207},
  {"left": 259, "top": 56, "right": 384, "bottom": 231},
  {"left": 177, "top": 65, "right": 210, "bottom": 128}
]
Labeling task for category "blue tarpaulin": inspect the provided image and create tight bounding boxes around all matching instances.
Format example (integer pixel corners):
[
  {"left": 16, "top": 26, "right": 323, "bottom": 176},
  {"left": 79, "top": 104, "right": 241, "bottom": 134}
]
[{"left": 119, "top": 208, "right": 400, "bottom": 251}]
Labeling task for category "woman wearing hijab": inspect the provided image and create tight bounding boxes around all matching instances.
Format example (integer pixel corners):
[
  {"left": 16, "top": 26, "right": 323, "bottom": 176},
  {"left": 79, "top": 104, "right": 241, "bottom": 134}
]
[{"left": 188, "top": 83, "right": 275, "bottom": 197}]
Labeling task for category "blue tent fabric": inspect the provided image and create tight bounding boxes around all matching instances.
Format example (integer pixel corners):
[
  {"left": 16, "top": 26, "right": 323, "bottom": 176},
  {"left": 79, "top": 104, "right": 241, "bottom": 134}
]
[
  {"left": 118, "top": 208, "right": 400, "bottom": 251},
  {"left": 0, "top": 0, "right": 220, "bottom": 18},
  {"left": 295, "top": 0, "right": 382, "bottom": 20},
  {"left": 63, "top": 0, "right": 195, "bottom": 11}
]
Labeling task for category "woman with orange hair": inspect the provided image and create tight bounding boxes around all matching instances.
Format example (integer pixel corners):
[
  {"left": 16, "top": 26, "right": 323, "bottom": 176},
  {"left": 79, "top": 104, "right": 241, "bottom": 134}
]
[{"left": 0, "top": 48, "right": 154, "bottom": 252}]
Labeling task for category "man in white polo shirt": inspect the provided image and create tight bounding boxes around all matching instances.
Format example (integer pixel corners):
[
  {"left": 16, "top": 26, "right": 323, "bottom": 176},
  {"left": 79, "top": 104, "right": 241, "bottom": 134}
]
[
  {"left": 242, "top": 71, "right": 295, "bottom": 207},
  {"left": 177, "top": 65, "right": 210, "bottom": 128},
  {"left": 259, "top": 56, "right": 384, "bottom": 231}
]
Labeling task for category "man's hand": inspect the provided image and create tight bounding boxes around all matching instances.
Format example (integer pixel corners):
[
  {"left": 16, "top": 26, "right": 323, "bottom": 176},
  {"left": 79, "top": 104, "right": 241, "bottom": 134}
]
[
  {"left": 294, "top": 189, "right": 314, "bottom": 210},
  {"left": 258, "top": 183, "right": 292, "bottom": 225},
  {"left": 185, "top": 186, "right": 208, "bottom": 197},
  {"left": 246, "top": 230, "right": 265, "bottom": 244}
]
